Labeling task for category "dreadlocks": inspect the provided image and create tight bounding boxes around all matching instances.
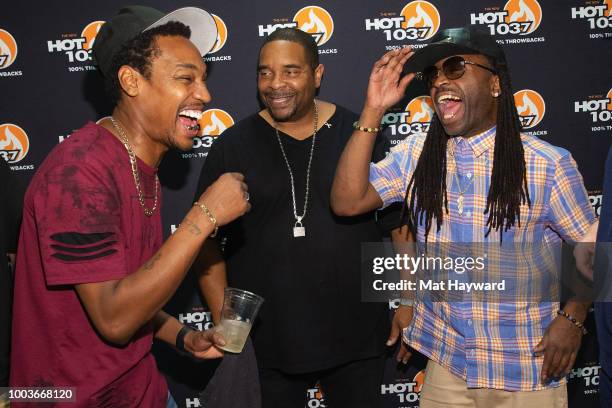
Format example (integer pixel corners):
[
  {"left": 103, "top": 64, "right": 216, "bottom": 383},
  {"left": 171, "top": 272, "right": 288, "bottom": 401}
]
[{"left": 402, "top": 57, "right": 531, "bottom": 241}]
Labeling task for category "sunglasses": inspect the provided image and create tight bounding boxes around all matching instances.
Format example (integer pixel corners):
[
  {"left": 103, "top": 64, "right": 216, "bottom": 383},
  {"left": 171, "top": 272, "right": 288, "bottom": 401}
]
[{"left": 416, "top": 55, "right": 497, "bottom": 88}]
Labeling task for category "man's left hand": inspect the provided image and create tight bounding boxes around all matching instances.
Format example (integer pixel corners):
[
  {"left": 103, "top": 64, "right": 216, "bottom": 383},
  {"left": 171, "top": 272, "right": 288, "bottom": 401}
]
[
  {"left": 184, "top": 330, "right": 226, "bottom": 359},
  {"left": 534, "top": 316, "right": 582, "bottom": 383},
  {"left": 386, "top": 305, "right": 414, "bottom": 364}
]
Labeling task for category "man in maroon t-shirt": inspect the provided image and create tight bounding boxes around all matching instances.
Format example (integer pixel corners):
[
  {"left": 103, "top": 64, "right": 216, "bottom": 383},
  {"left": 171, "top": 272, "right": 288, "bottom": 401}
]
[{"left": 10, "top": 6, "right": 250, "bottom": 407}]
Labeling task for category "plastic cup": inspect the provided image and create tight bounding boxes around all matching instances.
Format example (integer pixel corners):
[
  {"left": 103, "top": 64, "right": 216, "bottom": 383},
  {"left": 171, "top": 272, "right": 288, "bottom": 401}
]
[{"left": 215, "top": 287, "right": 264, "bottom": 353}]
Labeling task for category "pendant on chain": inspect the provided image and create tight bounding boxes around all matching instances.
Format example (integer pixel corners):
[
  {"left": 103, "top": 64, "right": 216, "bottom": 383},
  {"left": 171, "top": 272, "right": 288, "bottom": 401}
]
[
  {"left": 293, "top": 226, "right": 306, "bottom": 237},
  {"left": 457, "top": 194, "right": 464, "bottom": 215},
  {"left": 293, "top": 218, "right": 305, "bottom": 237}
]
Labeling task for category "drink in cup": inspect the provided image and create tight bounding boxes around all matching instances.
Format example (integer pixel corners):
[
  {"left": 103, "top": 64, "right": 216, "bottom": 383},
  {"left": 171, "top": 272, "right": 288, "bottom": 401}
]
[{"left": 215, "top": 287, "right": 264, "bottom": 353}]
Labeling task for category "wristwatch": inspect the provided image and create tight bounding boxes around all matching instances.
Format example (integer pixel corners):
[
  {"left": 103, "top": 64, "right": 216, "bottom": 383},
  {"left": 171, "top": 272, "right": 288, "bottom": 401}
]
[{"left": 399, "top": 298, "right": 414, "bottom": 307}]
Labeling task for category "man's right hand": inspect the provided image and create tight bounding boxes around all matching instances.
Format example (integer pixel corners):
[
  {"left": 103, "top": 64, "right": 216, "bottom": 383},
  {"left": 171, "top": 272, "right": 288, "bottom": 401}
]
[
  {"left": 386, "top": 305, "right": 414, "bottom": 364},
  {"left": 364, "top": 48, "right": 415, "bottom": 114},
  {"left": 197, "top": 172, "right": 251, "bottom": 226}
]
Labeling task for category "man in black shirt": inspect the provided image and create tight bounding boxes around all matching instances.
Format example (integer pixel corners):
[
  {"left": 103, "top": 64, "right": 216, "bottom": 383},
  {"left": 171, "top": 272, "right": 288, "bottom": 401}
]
[
  {"left": 0, "top": 158, "right": 24, "bottom": 402},
  {"left": 195, "top": 28, "right": 397, "bottom": 407}
]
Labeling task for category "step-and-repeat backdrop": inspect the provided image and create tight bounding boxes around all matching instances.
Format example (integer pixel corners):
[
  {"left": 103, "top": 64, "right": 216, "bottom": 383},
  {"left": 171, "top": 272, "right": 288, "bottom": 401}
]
[{"left": 2, "top": 1, "right": 610, "bottom": 407}]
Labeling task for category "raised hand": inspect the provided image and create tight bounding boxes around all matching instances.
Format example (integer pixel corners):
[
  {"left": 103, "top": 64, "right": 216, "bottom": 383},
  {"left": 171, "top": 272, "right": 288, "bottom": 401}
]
[{"left": 365, "top": 47, "right": 416, "bottom": 113}]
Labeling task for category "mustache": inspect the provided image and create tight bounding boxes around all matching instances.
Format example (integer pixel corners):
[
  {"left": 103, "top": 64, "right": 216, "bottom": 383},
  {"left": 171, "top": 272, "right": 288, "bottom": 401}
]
[{"left": 434, "top": 86, "right": 462, "bottom": 98}]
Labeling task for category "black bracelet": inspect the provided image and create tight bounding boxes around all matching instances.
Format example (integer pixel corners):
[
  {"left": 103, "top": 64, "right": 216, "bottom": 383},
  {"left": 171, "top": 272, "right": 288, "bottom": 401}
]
[
  {"left": 557, "top": 310, "right": 588, "bottom": 335},
  {"left": 176, "top": 325, "right": 193, "bottom": 352}
]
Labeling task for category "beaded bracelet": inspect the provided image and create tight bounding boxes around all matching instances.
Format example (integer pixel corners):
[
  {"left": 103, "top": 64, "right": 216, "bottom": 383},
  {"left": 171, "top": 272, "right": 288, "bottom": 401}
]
[
  {"left": 557, "top": 310, "right": 588, "bottom": 335},
  {"left": 352, "top": 121, "right": 380, "bottom": 134}
]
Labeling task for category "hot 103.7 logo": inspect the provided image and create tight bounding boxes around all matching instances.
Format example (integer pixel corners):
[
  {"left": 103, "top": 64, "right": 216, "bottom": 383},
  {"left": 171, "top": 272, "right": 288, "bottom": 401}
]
[
  {"left": 571, "top": 0, "right": 612, "bottom": 34},
  {"left": 178, "top": 309, "right": 214, "bottom": 331},
  {"left": 514, "top": 89, "right": 545, "bottom": 129},
  {"left": 47, "top": 20, "right": 104, "bottom": 71},
  {"left": 589, "top": 191, "right": 603, "bottom": 217},
  {"left": 569, "top": 364, "right": 601, "bottom": 389},
  {"left": 306, "top": 384, "right": 325, "bottom": 407},
  {"left": 204, "top": 14, "right": 232, "bottom": 63},
  {"left": 294, "top": 6, "right": 334, "bottom": 46},
  {"left": 574, "top": 88, "right": 612, "bottom": 133},
  {"left": 470, "top": 0, "right": 544, "bottom": 41},
  {"left": 182, "top": 109, "right": 235, "bottom": 159},
  {"left": 258, "top": 6, "right": 337, "bottom": 54},
  {"left": 0, "top": 29, "right": 22, "bottom": 77},
  {"left": 382, "top": 96, "right": 434, "bottom": 142},
  {"left": 0, "top": 123, "right": 34, "bottom": 171},
  {"left": 210, "top": 14, "right": 228, "bottom": 54},
  {"left": 0, "top": 29, "right": 17, "bottom": 69},
  {"left": 381, "top": 370, "right": 425, "bottom": 404},
  {"left": 0, "top": 123, "right": 29, "bottom": 163},
  {"left": 364, "top": 1, "right": 441, "bottom": 48}
]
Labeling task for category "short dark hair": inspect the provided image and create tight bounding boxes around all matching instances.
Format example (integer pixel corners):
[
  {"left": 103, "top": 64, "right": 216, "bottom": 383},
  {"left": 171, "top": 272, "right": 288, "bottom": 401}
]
[
  {"left": 260, "top": 28, "right": 319, "bottom": 69},
  {"left": 105, "top": 21, "right": 191, "bottom": 106}
]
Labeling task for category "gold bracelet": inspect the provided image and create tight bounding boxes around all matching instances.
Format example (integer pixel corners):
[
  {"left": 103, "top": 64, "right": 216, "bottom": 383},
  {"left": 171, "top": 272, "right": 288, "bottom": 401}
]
[
  {"left": 194, "top": 201, "right": 218, "bottom": 238},
  {"left": 352, "top": 121, "right": 380, "bottom": 133}
]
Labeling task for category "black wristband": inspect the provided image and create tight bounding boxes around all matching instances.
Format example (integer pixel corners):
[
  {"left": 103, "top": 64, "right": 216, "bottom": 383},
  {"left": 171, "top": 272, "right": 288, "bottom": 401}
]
[{"left": 176, "top": 325, "right": 193, "bottom": 352}]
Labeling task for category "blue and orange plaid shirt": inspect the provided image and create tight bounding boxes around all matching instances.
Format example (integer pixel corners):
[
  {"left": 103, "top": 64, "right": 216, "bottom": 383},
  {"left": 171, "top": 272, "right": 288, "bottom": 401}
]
[{"left": 369, "top": 127, "right": 596, "bottom": 391}]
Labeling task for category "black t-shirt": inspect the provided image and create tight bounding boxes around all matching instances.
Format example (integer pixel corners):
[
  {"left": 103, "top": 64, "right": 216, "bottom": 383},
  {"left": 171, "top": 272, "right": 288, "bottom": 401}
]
[
  {"left": 195, "top": 105, "right": 391, "bottom": 373},
  {"left": 0, "top": 158, "right": 24, "bottom": 386}
]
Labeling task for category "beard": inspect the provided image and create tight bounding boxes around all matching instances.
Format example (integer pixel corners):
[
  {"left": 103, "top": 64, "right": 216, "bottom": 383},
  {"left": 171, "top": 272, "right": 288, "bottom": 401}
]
[{"left": 267, "top": 103, "right": 299, "bottom": 122}]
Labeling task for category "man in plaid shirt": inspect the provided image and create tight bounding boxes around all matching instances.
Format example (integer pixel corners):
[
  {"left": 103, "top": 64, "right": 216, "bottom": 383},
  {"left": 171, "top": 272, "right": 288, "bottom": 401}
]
[{"left": 331, "top": 26, "right": 596, "bottom": 407}]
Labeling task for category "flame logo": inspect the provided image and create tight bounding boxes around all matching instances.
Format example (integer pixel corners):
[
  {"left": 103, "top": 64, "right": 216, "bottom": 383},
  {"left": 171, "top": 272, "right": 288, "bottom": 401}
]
[
  {"left": 605, "top": 0, "right": 612, "bottom": 16},
  {"left": 0, "top": 29, "right": 18, "bottom": 69},
  {"left": 607, "top": 88, "right": 612, "bottom": 111},
  {"left": 81, "top": 21, "right": 104, "bottom": 50},
  {"left": 406, "top": 96, "right": 435, "bottom": 123},
  {"left": 312, "top": 383, "right": 324, "bottom": 400},
  {"left": 514, "top": 89, "right": 546, "bottom": 129},
  {"left": 198, "top": 109, "right": 235, "bottom": 137},
  {"left": 293, "top": 6, "right": 334, "bottom": 46},
  {"left": 504, "top": 0, "right": 542, "bottom": 34},
  {"left": 413, "top": 370, "right": 426, "bottom": 393},
  {"left": 400, "top": 1, "right": 441, "bottom": 40},
  {"left": 0, "top": 123, "right": 29, "bottom": 163},
  {"left": 210, "top": 14, "right": 228, "bottom": 54}
]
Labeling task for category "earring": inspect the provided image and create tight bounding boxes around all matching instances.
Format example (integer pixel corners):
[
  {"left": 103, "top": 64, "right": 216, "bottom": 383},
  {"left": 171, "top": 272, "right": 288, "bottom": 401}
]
[{"left": 493, "top": 91, "right": 500, "bottom": 97}]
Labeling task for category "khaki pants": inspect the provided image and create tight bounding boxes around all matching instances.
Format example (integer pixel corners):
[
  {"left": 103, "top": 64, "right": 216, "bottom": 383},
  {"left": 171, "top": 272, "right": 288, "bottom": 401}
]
[
  {"left": 0, "top": 392, "right": 8, "bottom": 408},
  {"left": 419, "top": 359, "right": 568, "bottom": 408}
]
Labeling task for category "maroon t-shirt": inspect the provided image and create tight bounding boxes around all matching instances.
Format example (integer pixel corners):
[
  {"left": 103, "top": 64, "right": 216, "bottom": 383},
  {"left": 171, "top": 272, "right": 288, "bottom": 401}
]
[{"left": 10, "top": 123, "right": 167, "bottom": 407}]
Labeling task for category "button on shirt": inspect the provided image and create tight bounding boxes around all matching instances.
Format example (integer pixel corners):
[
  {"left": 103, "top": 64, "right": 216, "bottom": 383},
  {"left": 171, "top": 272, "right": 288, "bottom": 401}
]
[{"left": 369, "top": 127, "right": 596, "bottom": 391}]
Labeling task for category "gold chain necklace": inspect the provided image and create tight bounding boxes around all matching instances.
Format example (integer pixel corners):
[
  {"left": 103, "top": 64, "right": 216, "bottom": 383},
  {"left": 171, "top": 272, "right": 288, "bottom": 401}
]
[{"left": 110, "top": 117, "right": 159, "bottom": 217}]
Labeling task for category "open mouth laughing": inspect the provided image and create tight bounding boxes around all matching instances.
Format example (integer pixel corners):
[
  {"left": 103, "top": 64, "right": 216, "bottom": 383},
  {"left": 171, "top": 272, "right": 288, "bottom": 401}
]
[
  {"left": 435, "top": 92, "right": 463, "bottom": 122},
  {"left": 178, "top": 109, "right": 203, "bottom": 136}
]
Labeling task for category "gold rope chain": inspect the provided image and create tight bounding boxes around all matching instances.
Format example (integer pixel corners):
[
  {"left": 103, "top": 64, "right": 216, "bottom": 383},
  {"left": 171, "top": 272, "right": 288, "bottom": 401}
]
[{"left": 110, "top": 117, "right": 159, "bottom": 217}]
